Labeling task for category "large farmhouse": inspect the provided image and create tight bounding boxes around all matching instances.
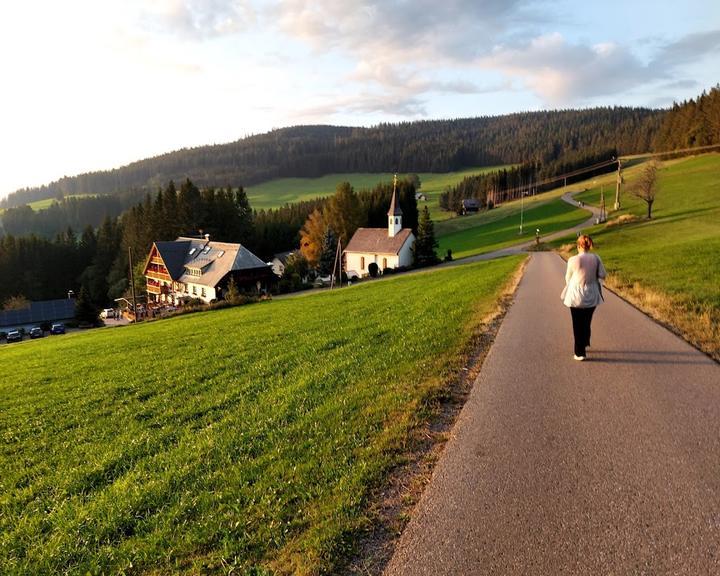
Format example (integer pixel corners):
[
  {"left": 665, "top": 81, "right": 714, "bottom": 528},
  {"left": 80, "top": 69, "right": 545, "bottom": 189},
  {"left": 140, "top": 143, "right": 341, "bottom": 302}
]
[
  {"left": 143, "top": 236, "right": 273, "bottom": 305},
  {"left": 345, "top": 185, "right": 415, "bottom": 278}
]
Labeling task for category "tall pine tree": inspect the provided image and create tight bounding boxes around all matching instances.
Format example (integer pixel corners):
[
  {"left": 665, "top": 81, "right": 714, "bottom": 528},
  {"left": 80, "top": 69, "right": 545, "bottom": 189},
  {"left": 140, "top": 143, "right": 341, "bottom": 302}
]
[
  {"left": 318, "top": 227, "right": 338, "bottom": 275},
  {"left": 413, "top": 206, "right": 439, "bottom": 267}
]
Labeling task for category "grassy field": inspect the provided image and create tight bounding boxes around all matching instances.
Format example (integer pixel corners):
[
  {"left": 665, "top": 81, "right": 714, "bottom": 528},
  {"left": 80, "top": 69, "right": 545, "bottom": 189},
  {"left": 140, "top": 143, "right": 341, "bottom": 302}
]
[
  {"left": 435, "top": 188, "right": 590, "bottom": 259},
  {"left": 553, "top": 153, "right": 720, "bottom": 359},
  {"left": 245, "top": 166, "right": 508, "bottom": 221},
  {"left": 0, "top": 256, "right": 523, "bottom": 575},
  {"left": 25, "top": 194, "right": 96, "bottom": 211}
]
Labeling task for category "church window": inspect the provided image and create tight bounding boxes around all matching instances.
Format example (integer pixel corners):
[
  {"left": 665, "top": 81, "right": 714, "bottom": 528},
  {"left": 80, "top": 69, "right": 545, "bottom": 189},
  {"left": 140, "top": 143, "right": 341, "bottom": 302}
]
[
  {"left": 383, "top": 257, "right": 387, "bottom": 269},
  {"left": 395, "top": 217, "right": 398, "bottom": 225},
  {"left": 361, "top": 256, "right": 365, "bottom": 270}
]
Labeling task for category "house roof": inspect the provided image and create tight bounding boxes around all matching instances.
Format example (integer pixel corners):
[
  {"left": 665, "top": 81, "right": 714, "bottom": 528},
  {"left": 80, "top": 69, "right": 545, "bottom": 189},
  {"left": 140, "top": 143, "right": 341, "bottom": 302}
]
[
  {"left": 152, "top": 237, "right": 269, "bottom": 288},
  {"left": 388, "top": 188, "right": 403, "bottom": 216},
  {"left": 272, "top": 250, "right": 295, "bottom": 265},
  {"left": 154, "top": 240, "right": 192, "bottom": 278},
  {"left": 0, "top": 298, "right": 76, "bottom": 328},
  {"left": 344, "top": 228, "right": 414, "bottom": 255}
]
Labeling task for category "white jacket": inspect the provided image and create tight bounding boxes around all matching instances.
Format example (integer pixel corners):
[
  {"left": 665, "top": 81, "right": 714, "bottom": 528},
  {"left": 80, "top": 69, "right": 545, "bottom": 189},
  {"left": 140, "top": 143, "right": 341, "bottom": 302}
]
[{"left": 561, "top": 252, "right": 606, "bottom": 308}]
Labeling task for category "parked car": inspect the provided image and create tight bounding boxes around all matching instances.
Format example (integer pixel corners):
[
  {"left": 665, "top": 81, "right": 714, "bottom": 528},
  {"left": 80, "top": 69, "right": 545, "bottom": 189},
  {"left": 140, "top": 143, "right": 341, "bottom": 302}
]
[
  {"left": 7, "top": 330, "right": 22, "bottom": 343},
  {"left": 100, "top": 308, "right": 115, "bottom": 319},
  {"left": 30, "top": 327, "right": 44, "bottom": 339},
  {"left": 50, "top": 323, "right": 66, "bottom": 335}
]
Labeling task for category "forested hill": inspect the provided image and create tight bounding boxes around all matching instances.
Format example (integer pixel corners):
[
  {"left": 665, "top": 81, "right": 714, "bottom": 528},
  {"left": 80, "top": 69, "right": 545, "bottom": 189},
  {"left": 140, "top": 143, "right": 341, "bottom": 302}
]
[{"left": 2, "top": 107, "right": 662, "bottom": 209}]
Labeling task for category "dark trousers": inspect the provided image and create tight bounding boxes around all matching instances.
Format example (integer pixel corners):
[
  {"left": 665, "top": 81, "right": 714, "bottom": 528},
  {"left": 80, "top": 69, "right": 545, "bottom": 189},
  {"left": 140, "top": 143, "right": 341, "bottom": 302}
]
[{"left": 570, "top": 306, "right": 595, "bottom": 357}]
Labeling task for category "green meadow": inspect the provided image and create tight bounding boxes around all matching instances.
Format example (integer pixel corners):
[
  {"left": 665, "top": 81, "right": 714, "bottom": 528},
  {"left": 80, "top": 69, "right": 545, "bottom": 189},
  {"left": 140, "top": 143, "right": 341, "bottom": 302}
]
[
  {"left": 0, "top": 256, "right": 523, "bottom": 575},
  {"left": 435, "top": 188, "right": 590, "bottom": 259},
  {"left": 245, "top": 166, "right": 508, "bottom": 220},
  {"left": 25, "top": 195, "right": 97, "bottom": 211},
  {"left": 554, "top": 153, "right": 720, "bottom": 359}
]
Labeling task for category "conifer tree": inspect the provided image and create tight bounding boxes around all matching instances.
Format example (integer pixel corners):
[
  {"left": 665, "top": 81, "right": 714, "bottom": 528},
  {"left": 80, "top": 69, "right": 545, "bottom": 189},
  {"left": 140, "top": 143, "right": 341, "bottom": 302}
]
[
  {"left": 318, "top": 227, "right": 338, "bottom": 275},
  {"left": 75, "top": 285, "right": 99, "bottom": 325},
  {"left": 224, "top": 276, "right": 241, "bottom": 304},
  {"left": 413, "top": 206, "right": 439, "bottom": 267}
]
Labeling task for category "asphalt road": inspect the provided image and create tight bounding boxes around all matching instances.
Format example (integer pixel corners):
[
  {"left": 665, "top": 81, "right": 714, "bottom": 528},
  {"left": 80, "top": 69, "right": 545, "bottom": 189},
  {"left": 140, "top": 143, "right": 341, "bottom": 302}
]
[{"left": 385, "top": 251, "right": 720, "bottom": 575}]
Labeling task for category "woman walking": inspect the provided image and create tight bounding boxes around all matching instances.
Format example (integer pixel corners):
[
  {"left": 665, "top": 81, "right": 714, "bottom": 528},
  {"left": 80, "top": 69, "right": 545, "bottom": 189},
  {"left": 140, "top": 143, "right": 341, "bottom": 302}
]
[{"left": 561, "top": 235, "right": 606, "bottom": 360}]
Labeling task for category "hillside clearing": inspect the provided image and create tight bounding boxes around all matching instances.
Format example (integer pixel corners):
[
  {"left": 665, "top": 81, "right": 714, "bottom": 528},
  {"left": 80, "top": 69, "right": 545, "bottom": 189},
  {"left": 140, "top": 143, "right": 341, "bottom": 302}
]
[
  {"left": 0, "top": 256, "right": 523, "bottom": 575},
  {"left": 435, "top": 192, "right": 589, "bottom": 259},
  {"left": 26, "top": 194, "right": 97, "bottom": 211},
  {"left": 244, "top": 166, "right": 508, "bottom": 220}
]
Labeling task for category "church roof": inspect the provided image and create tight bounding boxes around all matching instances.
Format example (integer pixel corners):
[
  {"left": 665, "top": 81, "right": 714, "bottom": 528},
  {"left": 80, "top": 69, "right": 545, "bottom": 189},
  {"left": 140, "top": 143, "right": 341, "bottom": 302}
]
[
  {"left": 388, "top": 188, "right": 403, "bottom": 216},
  {"left": 344, "top": 228, "right": 414, "bottom": 255}
]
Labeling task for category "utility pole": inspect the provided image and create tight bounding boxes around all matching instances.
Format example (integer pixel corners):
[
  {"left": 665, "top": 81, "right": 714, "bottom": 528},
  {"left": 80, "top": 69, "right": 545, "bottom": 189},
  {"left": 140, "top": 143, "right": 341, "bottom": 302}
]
[
  {"left": 614, "top": 158, "right": 622, "bottom": 211},
  {"left": 600, "top": 185, "right": 607, "bottom": 223},
  {"left": 128, "top": 247, "right": 137, "bottom": 321},
  {"left": 330, "top": 238, "right": 342, "bottom": 289}
]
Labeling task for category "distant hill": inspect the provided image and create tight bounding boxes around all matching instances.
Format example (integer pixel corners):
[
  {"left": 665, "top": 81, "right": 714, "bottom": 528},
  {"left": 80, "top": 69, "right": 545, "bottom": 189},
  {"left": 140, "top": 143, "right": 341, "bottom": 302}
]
[{"left": 1, "top": 107, "right": 663, "bottom": 209}]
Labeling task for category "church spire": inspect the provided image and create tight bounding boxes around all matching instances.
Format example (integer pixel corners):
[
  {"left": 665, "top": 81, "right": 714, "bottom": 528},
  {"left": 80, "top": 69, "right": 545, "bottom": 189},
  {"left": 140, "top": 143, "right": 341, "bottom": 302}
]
[{"left": 388, "top": 174, "right": 402, "bottom": 237}]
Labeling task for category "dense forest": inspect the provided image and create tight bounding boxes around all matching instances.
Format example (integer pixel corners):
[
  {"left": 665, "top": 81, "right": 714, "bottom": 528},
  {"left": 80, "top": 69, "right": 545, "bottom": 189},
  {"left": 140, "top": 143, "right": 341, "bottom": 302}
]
[
  {"left": 2, "top": 87, "right": 718, "bottom": 310},
  {"left": 0, "top": 177, "right": 416, "bottom": 309},
  {"left": 2, "top": 106, "right": 663, "bottom": 210},
  {"left": 441, "top": 86, "right": 720, "bottom": 212}
]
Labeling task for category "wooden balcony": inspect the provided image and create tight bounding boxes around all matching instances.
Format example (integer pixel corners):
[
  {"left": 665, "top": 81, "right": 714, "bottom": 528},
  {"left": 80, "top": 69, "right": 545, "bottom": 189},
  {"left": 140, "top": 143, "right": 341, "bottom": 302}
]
[
  {"left": 150, "top": 256, "right": 164, "bottom": 265},
  {"left": 146, "top": 284, "right": 162, "bottom": 295},
  {"left": 146, "top": 270, "right": 172, "bottom": 282}
]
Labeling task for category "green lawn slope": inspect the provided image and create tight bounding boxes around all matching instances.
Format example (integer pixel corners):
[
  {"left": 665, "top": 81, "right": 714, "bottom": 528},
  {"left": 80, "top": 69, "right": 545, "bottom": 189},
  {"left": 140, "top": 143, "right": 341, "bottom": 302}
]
[
  {"left": 435, "top": 188, "right": 590, "bottom": 259},
  {"left": 26, "top": 194, "right": 96, "bottom": 211},
  {"left": 245, "top": 166, "right": 508, "bottom": 221},
  {"left": 555, "top": 153, "right": 720, "bottom": 359},
  {"left": 0, "top": 255, "right": 523, "bottom": 575}
]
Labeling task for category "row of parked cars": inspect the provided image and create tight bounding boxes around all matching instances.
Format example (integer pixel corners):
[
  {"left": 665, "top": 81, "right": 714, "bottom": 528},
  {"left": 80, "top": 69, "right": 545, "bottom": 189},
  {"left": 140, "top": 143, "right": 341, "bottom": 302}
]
[{"left": 3, "top": 323, "right": 65, "bottom": 343}]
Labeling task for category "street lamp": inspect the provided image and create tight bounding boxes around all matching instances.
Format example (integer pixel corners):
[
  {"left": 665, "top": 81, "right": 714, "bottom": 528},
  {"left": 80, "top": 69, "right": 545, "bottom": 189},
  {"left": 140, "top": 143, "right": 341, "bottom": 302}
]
[{"left": 519, "top": 191, "right": 529, "bottom": 234}]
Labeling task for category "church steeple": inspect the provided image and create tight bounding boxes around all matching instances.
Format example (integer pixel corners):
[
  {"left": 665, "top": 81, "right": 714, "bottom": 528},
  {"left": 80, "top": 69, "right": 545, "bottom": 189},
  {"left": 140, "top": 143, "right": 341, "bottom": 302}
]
[{"left": 388, "top": 174, "right": 402, "bottom": 237}]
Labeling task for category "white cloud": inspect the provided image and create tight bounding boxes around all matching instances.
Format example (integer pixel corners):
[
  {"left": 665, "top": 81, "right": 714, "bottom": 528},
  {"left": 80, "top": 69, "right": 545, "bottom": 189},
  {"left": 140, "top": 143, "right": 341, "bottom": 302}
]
[
  {"left": 477, "top": 28, "right": 720, "bottom": 107},
  {"left": 479, "top": 33, "right": 655, "bottom": 105},
  {"left": 135, "top": 0, "right": 256, "bottom": 39}
]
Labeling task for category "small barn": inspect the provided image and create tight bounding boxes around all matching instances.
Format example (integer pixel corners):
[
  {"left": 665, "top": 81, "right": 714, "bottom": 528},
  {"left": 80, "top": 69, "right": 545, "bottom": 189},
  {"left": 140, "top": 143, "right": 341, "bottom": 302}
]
[{"left": 461, "top": 198, "right": 481, "bottom": 214}]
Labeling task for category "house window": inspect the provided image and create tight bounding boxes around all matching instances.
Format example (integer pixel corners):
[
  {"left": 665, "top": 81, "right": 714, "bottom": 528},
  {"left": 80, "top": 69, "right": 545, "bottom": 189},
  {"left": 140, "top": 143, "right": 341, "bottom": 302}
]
[
  {"left": 361, "top": 256, "right": 365, "bottom": 270},
  {"left": 192, "top": 285, "right": 197, "bottom": 295},
  {"left": 382, "top": 257, "right": 387, "bottom": 269},
  {"left": 201, "top": 287, "right": 206, "bottom": 298}
]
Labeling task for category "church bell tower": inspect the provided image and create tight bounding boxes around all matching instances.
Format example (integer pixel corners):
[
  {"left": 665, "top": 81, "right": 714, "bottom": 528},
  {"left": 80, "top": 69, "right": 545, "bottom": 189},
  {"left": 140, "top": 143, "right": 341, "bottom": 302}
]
[{"left": 388, "top": 174, "right": 403, "bottom": 238}]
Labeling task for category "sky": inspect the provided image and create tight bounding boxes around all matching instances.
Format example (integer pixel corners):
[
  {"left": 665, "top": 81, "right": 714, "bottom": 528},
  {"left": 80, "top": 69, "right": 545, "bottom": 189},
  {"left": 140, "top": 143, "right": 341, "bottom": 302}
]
[{"left": 0, "top": 0, "right": 718, "bottom": 199}]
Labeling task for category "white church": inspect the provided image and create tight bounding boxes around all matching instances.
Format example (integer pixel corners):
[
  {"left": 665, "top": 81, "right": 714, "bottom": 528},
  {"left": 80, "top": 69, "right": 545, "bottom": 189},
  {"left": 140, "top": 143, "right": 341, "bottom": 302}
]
[{"left": 344, "top": 178, "right": 416, "bottom": 278}]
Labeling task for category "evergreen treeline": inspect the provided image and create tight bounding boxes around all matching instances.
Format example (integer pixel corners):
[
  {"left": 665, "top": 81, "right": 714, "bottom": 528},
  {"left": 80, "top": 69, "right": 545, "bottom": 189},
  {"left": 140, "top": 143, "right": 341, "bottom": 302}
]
[
  {"left": 2, "top": 107, "right": 663, "bottom": 209},
  {"left": 440, "top": 148, "right": 618, "bottom": 212},
  {"left": 1, "top": 191, "right": 145, "bottom": 238},
  {"left": 652, "top": 85, "right": 720, "bottom": 151},
  {"left": 0, "top": 222, "right": 123, "bottom": 309},
  {"left": 0, "top": 176, "right": 417, "bottom": 308}
]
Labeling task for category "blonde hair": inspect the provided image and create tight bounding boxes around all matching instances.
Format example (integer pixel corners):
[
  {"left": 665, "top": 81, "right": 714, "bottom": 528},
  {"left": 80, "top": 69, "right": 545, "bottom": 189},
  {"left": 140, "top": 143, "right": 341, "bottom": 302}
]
[{"left": 577, "top": 234, "right": 593, "bottom": 251}]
